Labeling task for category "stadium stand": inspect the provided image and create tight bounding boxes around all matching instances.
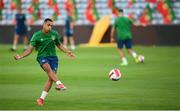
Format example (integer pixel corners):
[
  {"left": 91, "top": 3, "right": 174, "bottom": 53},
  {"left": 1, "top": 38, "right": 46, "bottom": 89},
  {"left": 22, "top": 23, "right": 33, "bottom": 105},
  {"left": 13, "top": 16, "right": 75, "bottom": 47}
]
[{"left": 0, "top": 0, "right": 179, "bottom": 25}]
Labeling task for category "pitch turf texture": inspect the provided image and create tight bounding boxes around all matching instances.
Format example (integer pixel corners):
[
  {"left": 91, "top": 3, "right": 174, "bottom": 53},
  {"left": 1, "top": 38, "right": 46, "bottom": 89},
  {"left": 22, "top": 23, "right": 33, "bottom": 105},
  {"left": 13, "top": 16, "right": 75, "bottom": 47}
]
[{"left": 0, "top": 45, "right": 180, "bottom": 110}]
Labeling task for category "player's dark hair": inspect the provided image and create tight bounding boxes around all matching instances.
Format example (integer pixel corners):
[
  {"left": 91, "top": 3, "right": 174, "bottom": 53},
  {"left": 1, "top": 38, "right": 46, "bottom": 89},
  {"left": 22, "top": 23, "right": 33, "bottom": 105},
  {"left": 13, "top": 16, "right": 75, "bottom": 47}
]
[
  {"left": 116, "top": 8, "right": 123, "bottom": 13},
  {"left": 44, "top": 18, "right": 53, "bottom": 23},
  {"left": 115, "top": 7, "right": 124, "bottom": 13}
]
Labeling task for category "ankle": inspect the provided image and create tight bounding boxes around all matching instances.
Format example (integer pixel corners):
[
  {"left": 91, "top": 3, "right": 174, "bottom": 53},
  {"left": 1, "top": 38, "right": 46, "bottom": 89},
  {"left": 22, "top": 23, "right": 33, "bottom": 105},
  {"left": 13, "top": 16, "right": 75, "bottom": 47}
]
[{"left": 56, "top": 80, "right": 62, "bottom": 85}]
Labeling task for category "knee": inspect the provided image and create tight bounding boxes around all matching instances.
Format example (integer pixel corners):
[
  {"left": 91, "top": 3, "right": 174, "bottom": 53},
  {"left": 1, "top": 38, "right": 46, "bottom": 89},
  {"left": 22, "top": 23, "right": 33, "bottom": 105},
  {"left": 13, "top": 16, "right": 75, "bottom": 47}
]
[{"left": 45, "top": 68, "right": 52, "bottom": 74}]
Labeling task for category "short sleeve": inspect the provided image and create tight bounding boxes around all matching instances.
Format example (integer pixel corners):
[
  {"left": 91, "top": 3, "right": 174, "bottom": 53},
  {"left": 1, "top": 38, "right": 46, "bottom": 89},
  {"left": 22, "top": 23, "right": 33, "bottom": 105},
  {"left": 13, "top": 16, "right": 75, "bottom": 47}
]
[
  {"left": 128, "top": 18, "right": 133, "bottom": 25},
  {"left": 30, "top": 33, "right": 36, "bottom": 46},
  {"left": 113, "top": 18, "right": 117, "bottom": 28}
]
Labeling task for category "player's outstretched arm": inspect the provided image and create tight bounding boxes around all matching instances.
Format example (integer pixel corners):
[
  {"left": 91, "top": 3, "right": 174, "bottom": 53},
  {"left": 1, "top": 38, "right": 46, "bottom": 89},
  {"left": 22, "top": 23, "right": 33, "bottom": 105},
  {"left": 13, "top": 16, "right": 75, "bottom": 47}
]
[
  {"left": 14, "top": 45, "right": 34, "bottom": 60},
  {"left": 57, "top": 44, "right": 75, "bottom": 59}
]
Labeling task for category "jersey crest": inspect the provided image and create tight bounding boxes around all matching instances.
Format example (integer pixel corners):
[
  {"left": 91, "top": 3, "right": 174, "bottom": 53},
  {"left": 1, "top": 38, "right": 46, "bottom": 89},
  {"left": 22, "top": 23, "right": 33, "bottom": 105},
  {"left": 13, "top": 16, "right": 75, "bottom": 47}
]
[{"left": 51, "top": 36, "right": 56, "bottom": 41}]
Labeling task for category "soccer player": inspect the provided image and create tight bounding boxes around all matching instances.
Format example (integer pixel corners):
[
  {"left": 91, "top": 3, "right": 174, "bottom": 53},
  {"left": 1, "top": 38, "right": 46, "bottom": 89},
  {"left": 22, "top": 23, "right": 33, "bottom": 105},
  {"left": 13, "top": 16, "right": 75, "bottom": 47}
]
[
  {"left": 10, "top": 7, "right": 29, "bottom": 51},
  {"left": 110, "top": 8, "right": 143, "bottom": 66},
  {"left": 63, "top": 15, "right": 76, "bottom": 50},
  {"left": 14, "top": 18, "right": 75, "bottom": 106}
]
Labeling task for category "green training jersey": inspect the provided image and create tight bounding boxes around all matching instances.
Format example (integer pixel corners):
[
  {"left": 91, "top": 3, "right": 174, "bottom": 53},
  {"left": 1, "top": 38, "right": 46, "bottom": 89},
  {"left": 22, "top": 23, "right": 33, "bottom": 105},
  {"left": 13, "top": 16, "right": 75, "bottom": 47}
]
[
  {"left": 113, "top": 16, "right": 133, "bottom": 40},
  {"left": 30, "top": 29, "right": 61, "bottom": 58}
]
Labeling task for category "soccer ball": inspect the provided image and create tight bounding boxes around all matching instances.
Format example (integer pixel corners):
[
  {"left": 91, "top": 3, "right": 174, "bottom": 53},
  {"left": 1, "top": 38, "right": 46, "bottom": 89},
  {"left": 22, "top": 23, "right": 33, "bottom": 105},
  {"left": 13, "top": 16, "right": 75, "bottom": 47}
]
[
  {"left": 108, "top": 68, "right": 121, "bottom": 81},
  {"left": 138, "top": 55, "right": 145, "bottom": 63}
]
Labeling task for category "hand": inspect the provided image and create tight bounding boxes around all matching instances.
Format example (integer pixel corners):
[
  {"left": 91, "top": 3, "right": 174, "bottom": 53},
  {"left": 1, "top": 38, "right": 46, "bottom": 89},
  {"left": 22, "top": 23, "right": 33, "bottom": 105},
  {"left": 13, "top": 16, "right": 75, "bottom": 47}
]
[
  {"left": 14, "top": 54, "right": 21, "bottom": 60},
  {"left": 66, "top": 51, "right": 75, "bottom": 59}
]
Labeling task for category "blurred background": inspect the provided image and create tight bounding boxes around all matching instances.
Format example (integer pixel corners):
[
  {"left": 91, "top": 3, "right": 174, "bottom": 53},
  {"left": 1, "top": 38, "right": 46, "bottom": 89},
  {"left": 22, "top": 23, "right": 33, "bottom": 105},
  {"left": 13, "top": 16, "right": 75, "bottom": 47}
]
[
  {"left": 0, "top": 0, "right": 180, "bottom": 109},
  {"left": 0, "top": 0, "right": 180, "bottom": 45}
]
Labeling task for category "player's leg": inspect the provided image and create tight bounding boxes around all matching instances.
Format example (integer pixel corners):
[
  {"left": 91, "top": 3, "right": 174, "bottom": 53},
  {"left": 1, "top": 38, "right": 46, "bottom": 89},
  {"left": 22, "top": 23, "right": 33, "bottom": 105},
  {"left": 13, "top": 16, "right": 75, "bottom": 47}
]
[
  {"left": 37, "top": 78, "right": 52, "bottom": 106},
  {"left": 127, "top": 48, "right": 139, "bottom": 63},
  {"left": 44, "top": 77, "right": 53, "bottom": 92},
  {"left": 118, "top": 48, "right": 128, "bottom": 66},
  {"left": 42, "top": 63, "right": 61, "bottom": 82},
  {"left": 125, "top": 39, "right": 139, "bottom": 63},
  {"left": 10, "top": 34, "right": 19, "bottom": 51},
  {"left": 117, "top": 39, "right": 128, "bottom": 66},
  {"left": 64, "top": 31, "right": 72, "bottom": 50},
  {"left": 23, "top": 35, "right": 28, "bottom": 51},
  {"left": 63, "top": 36, "right": 68, "bottom": 48},
  {"left": 48, "top": 56, "right": 67, "bottom": 91},
  {"left": 42, "top": 62, "right": 66, "bottom": 90},
  {"left": 37, "top": 57, "right": 66, "bottom": 88},
  {"left": 69, "top": 36, "right": 75, "bottom": 50},
  {"left": 37, "top": 77, "right": 53, "bottom": 106},
  {"left": 37, "top": 62, "right": 66, "bottom": 106},
  {"left": 10, "top": 27, "right": 21, "bottom": 51},
  {"left": 37, "top": 56, "right": 58, "bottom": 106}
]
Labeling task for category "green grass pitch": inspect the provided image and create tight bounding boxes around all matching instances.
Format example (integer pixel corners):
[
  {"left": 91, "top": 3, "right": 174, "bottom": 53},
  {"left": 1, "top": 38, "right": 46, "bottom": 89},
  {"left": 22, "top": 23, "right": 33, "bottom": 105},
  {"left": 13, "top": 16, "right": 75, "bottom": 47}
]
[{"left": 0, "top": 45, "right": 180, "bottom": 110}]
